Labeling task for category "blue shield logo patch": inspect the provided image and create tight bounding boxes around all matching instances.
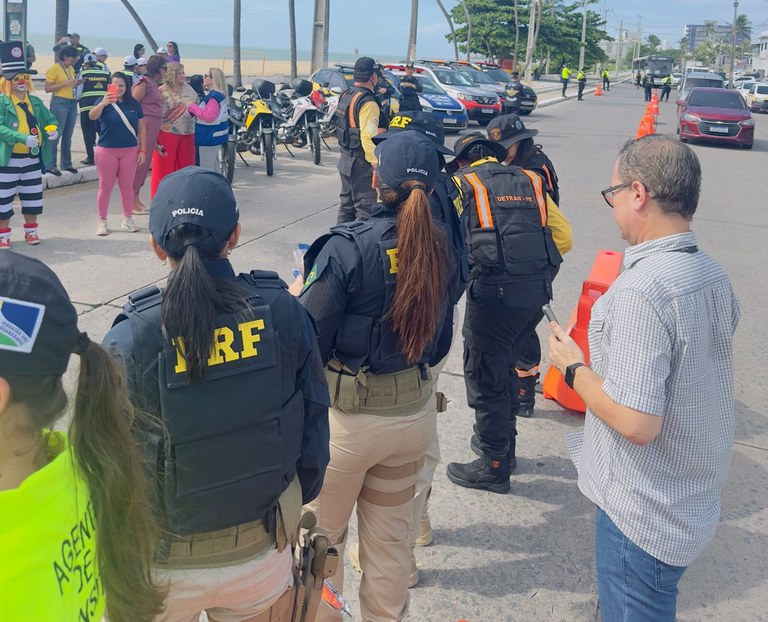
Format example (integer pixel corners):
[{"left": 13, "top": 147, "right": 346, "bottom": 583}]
[{"left": 0, "top": 297, "right": 45, "bottom": 353}]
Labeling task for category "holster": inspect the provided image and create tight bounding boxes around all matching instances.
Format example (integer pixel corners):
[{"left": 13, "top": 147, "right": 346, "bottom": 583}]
[{"left": 292, "top": 512, "right": 340, "bottom": 622}]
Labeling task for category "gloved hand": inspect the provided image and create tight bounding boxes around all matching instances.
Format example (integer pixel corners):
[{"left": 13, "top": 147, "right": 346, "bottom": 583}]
[
  {"left": 24, "top": 135, "right": 39, "bottom": 148},
  {"left": 47, "top": 129, "right": 59, "bottom": 141}
]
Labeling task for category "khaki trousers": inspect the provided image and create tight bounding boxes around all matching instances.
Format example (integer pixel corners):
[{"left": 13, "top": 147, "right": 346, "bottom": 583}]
[{"left": 307, "top": 405, "right": 437, "bottom": 622}]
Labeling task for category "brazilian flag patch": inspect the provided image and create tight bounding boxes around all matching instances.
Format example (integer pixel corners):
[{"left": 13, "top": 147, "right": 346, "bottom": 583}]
[{"left": 0, "top": 297, "right": 45, "bottom": 353}]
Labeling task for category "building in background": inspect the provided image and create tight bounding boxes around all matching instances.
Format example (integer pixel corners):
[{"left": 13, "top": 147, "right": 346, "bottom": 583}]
[
  {"left": 684, "top": 20, "right": 750, "bottom": 52},
  {"left": 749, "top": 31, "right": 768, "bottom": 77}
]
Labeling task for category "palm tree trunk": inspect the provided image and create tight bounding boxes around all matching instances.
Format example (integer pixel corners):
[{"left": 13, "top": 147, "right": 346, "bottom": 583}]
[
  {"left": 55, "top": 0, "right": 69, "bottom": 41},
  {"left": 118, "top": 0, "right": 158, "bottom": 51},
  {"left": 233, "top": 0, "right": 242, "bottom": 87},
  {"left": 289, "top": 0, "right": 298, "bottom": 79},
  {"left": 460, "top": 1, "right": 472, "bottom": 62},
  {"left": 435, "top": 0, "right": 459, "bottom": 61}
]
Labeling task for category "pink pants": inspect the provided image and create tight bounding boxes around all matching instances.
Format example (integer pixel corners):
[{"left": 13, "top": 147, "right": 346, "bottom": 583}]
[
  {"left": 133, "top": 114, "right": 162, "bottom": 197},
  {"left": 96, "top": 146, "right": 139, "bottom": 220}
]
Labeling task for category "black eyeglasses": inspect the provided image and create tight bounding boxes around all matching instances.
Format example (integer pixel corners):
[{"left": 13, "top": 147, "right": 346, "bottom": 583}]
[{"left": 601, "top": 182, "right": 629, "bottom": 207}]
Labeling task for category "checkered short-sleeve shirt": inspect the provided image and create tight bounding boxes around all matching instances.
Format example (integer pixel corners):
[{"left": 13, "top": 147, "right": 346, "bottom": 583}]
[{"left": 567, "top": 231, "right": 740, "bottom": 566}]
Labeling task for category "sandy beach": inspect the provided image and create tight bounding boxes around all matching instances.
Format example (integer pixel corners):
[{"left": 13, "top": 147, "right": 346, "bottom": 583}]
[{"left": 32, "top": 53, "right": 315, "bottom": 80}]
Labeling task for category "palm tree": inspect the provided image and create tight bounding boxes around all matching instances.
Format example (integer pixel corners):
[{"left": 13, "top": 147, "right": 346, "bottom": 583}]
[
  {"left": 435, "top": 0, "right": 460, "bottom": 61},
  {"left": 460, "top": 0, "right": 472, "bottom": 62},
  {"left": 288, "top": 0, "right": 298, "bottom": 79},
  {"left": 233, "top": 0, "right": 242, "bottom": 87},
  {"left": 118, "top": 0, "right": 158, "bottom": 51},
  {"left": 513, "top": 0, "right": 520, "bottom": 70},
  {"left": 55, "top": 0, "right": 69, "bottom": 41}
]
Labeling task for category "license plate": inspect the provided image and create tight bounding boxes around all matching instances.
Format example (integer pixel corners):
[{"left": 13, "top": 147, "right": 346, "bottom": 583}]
[
  {"left": 443, "top": 118, "right": 457, "bottom": 124},
  {"left": 481, "top": 108, "right": 494, "bottom": 114},
  {"left": 709, "top": 125, "right": 729, "bottom": 133}
]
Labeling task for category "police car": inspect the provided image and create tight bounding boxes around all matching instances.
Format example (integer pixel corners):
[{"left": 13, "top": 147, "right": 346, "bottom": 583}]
[
  {"left": 386, "top": 65, "right": 468, "bottom": 132},
  {"left": 411, "top": 61, "right": 501, "bottom": 126}
]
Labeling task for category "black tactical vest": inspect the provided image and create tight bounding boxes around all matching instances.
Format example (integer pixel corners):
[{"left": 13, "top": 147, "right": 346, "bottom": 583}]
[
  {"left": 527, "top": 148, "right": 560, "bottom": 207},
  {"left": 304, "top": 217, "right": 448, "bottom": 375},
  {"left": 113, "top": 271, "right": 306, "bottom": 535},
  {"left": 335, "top": 86, "right": 380, "bottom": 157},
  {"left": 78, "top": 67, "right": 110, "bottom": 112},
  {"left": 458, "top": 161, "right": 562, "bottom": 281},
  {"left": 431, "top": 172, "right": 468, "bottom": 306}
]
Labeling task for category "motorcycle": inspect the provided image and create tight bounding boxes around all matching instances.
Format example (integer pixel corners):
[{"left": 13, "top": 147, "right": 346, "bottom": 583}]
[
  {"left": 270, "top": 79, "right": 323, "bottom": 166},
  {"left": 311, "top": 85, "right": 341, "bottom": 140},
  {"left": 228, "top": 80, "right": 277, "bottom": 177}
]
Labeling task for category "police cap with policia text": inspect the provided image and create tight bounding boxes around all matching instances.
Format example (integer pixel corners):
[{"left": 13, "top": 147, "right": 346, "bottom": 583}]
[
  {"left": 375, "top": 132, "right": 440, "bottom": 195},
  {"left": 0, "top": 252, "right": 83, "bottom": 376},
  {"left": 149, "top": 167, "right": 239, "bottom": 257},
  {"left": 373, "top": 111, "right": 454, "bottom": 156}
]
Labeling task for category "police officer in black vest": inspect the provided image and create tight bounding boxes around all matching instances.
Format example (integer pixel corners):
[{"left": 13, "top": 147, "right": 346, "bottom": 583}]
[
  {"left": 103, "top": 167, "right": 330, "bottom": 621},
  {"left": 369, "top": 111, "right": 466, "bottom": 582},
  {"left": 76, "top": 53, "right": 109, "bottom": 165},
  {"left": 398, "top": 62, "right": 423, "bottom": 112},
  {"left": 335, "top": 57, "right": 387, "bottom": 224},
  {"left": 487, "top": 114, "right": 566, "bottom": 418},
  {"left": 445, "top": 134, "right": 570, "bottom": 494},
  {"left": 299, "top": 132, "right": 453, "bottom": 620}
]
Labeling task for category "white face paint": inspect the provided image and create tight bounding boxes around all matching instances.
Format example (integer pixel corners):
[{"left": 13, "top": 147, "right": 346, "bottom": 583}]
[{"left": 14, "top": 84, "right": 27, "bottom": 93}]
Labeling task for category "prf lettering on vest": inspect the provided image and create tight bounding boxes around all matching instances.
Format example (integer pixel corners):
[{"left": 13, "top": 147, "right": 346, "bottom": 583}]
[
  {"left": 386, "top": 248, "right": 399, "bottom": 274},
  {"left": 173, "top": 319, "right": 266, "bottom": 373}
]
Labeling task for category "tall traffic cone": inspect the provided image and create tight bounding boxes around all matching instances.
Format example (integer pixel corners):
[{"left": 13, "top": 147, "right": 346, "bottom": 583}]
[
  {"left": 594, "top": 84, "right": 603, "bottom": 96},
  {"left": 635, "top": 121, "right": 648, "bottom": 139},
  {"left": 651, "top": 100, "right": 659, "bottom": 115},
  {"left": 543, "top": 250, "right": 624, "bottom": 413}
]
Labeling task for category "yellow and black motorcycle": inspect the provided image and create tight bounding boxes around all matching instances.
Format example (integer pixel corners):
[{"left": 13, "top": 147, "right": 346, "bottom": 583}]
[{"left": 229, "top": 80, "right": 277, "bottom": 177}]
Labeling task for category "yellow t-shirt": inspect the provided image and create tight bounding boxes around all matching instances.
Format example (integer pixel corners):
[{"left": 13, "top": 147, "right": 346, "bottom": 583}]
[
  {"left": 0, "top": 432, "right": 106, "bottom": 622},
  {"left": 358, "top": 100, "right": 381, "bottom": 166},
  {"left": 10, "top": 93, "right": 35, "bottom": 155},
  {"left": 45, "top": 63, "right": 75, "bottom": 99}
]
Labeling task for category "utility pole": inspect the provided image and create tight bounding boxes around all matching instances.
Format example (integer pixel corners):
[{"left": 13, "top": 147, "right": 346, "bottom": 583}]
[
  {"left": 408, "top": 0, "right": 418, "bottom": 62},
  {"left": 523, "top": 0, "right": 537, "bottom": 81},
  {"left": 615, "top": 20, "right": 622, "bottom": 76},
  {"left": 310, "top": 0, "right": 329, "bottom": 73},
  {"left": 729, "top": 0, "right": 738, "bottom": 87},
  {"left": 578, "top": 0, "right": 588, "bottom": 71},
  {"left": 323, "top": 0, "right": 330, "bottom": 66}
]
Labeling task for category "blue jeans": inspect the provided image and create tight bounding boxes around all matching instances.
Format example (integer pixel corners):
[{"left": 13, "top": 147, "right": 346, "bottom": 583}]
[
  {"left": 595, "top": 507, "right": 687, "bottom": 622},
  {"left": 49, "top": 96, "right": 78, "bottom": 170}
]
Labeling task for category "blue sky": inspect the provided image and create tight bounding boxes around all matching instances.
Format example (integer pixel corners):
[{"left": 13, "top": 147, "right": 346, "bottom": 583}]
[{"left": 26, "top": 0, "right": 768, "bottom": 58}]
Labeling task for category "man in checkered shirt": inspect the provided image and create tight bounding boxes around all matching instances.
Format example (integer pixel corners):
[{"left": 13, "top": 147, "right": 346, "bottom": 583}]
[{"left": 548, "top": 135, "right": 740, "bottom": 621}]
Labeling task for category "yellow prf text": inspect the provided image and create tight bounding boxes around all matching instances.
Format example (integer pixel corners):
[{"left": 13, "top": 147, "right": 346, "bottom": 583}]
[
  {"left": 386, "top": 248, "right": 399, "bottom": 274},
  {"left": 172, "top": 319, "right": 265, "bottom": 373}
]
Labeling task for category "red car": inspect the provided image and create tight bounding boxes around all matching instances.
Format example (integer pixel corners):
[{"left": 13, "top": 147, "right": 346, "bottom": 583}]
[{"left": 677, "top": 87, "right": 754, "bottom": 149}]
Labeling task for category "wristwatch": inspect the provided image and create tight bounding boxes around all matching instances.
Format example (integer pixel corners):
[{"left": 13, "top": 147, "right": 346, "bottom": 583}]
[{"left": 565, "top": 362, "right": 586, "bottom": 389}]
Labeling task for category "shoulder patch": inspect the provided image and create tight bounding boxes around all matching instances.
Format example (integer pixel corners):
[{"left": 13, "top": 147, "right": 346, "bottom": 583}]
[{"left": 0, "top": 297, "right": 45, "bottom": 354}]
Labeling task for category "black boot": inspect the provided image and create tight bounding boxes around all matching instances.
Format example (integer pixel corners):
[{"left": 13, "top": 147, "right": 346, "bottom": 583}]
[
  {"left": 517, "top": 373, "right": 539, "bottom": 418},
  {"left": 447, "top": 452, "right": 511, "bottom": 494},
  {"left": 470, "top": 433, "right": 518, "bottom": 470}
]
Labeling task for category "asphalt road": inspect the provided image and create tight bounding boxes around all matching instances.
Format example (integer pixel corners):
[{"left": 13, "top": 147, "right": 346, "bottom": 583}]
[{"left": 14, "top": 83, "right": 768, "bottom": 621}]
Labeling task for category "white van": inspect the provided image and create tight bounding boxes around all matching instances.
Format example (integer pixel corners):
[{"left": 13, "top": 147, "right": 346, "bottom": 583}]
[{"left": 678, "top": 71, "right": 725, "bottom": 101}]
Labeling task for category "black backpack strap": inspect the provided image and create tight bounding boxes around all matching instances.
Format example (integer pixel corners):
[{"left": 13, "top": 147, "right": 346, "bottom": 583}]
[{"left": 242, "top": 270, "right": 288, "bottom": 289}]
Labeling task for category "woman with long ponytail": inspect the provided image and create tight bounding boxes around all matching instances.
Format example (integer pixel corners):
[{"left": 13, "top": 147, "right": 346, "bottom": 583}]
[
  {"left": 299, "top": 131, "right": 452, "bottom": 621},
  {"left": 0, "top": 251, "right": 165, "bottom": 621}
]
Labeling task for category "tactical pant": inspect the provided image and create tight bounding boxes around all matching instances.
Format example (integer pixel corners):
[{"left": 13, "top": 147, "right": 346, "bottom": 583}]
[
  {"left": 80, "top": 110, "right": 97, "bottom": 162},
  {"left": 463, "top": 279, "right": 548, "bottom": 457},
  {"left": 154, "top": 547, "right": 294, "bottom": 622},
  {"left": 561, "top": 79, "right": 569, "bottom": 97},
  {"left": 307, "top": 404, "right": 436, "bottom": 621},
  {"left": 661, "top": 86, "right": 671, "bottom": 102},
  {"left": 336, "top": 151, "right": 375, "bottom": 224},
  {"left": 577, "top": 81, "right": 586, "bottom": 100}
]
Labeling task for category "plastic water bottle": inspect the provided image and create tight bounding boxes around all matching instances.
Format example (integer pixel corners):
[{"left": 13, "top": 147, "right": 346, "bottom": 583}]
[{"left": 292, "top": 243, "right": 310, "bottom": 279}]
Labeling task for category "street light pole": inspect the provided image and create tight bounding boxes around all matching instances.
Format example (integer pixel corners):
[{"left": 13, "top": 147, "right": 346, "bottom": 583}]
[
  {"left": 615, "top": 20, "right": 623, "bottom": 77},
  {"left": 408, "top": 0, "right": 419, "bottom": 62},
  {"left": 729, "top": 0, "right": 738, "bottom": 88},
  {"left": 578, "top": 0, "right": 588, "bottom": 71}
]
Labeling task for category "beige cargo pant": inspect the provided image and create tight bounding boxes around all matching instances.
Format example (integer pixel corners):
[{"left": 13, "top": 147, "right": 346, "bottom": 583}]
[{"left": 306, "top": 405, "right": 437, "bottom": 621}]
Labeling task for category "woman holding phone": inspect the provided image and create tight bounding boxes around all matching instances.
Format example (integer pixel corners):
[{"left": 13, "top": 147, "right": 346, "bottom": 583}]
[{"left": 89, "top": 72, "right": 146, "bottom": 236}]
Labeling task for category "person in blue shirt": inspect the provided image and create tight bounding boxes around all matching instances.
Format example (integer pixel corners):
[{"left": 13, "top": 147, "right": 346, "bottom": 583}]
[
  {"left": 88, "top": 72, "right": 146, "bottom": 236},
  {"left": 187, "top": 67, "right": 229, "bottom": 171}
]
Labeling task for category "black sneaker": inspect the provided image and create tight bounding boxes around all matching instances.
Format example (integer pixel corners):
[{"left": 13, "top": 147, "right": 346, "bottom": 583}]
[
  {"left": 80, "top": 159, "right": 94, "bottom": 166},
  {"left": 64, "top": 167, "right": 78, "bottom": 174},
  {"left": 470, "top": 433, "right": 517, "bottom": 470},
  {"left": 48, "top": 168, "right": 62, "bottom": 176},
  {"left": 446, "top": 454, "right": 511, "bottom": 494}
]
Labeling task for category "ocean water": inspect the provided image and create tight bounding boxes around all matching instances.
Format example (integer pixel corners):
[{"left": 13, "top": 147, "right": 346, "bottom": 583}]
[{"left": 27, "top": 32, "right": 366, "bottom": 63}]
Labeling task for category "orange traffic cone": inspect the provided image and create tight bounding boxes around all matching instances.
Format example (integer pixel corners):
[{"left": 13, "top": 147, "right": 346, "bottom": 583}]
[
  {"left": 542, "top": 250, "right": 624, "bottom": 413},
  {"left": 594, "top": 84, "right": 603, "bottom": 96},
  {"left": 651, "top": 100, "right": 659, "bottom": 115},
  {"left": 635, "top": 121, "right": 648, "bottom": 139}
]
